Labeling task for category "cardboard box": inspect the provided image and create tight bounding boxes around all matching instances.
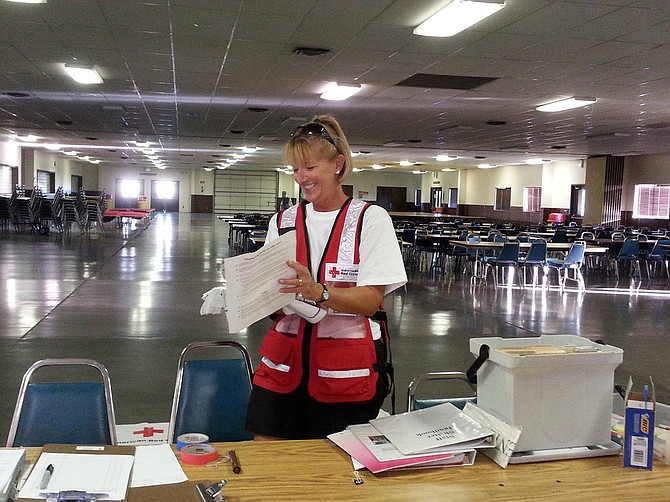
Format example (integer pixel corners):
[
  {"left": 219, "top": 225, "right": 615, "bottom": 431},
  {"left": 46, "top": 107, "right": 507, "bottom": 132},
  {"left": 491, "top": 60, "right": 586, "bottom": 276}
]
[
  {"left": 470, "top": 335, "right": 623, "bottom": 452},
  {"left": 623, "top": 384, "right": 655, "bottom": 470}
]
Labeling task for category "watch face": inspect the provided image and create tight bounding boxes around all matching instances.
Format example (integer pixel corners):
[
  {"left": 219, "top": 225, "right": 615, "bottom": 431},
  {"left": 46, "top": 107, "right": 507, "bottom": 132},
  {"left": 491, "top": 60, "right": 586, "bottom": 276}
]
[{"left": 321, "top": 284, "right": 329, "bottom": 301}]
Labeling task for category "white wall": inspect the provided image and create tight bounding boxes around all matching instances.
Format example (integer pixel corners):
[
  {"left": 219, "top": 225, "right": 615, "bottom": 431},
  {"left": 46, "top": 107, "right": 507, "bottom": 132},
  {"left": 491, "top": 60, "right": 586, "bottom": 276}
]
[
  {"left": 192, "top": 169, "right": 214, "bottom": 195},
  {"left": 33, "top": 150, "right": 98, "bottom": 192},
  {"left": 541, "top": 160, "right": 585, "bottom": 208},
  {"left": 350, "top": 170, "right": 422, "bottom": 202}
]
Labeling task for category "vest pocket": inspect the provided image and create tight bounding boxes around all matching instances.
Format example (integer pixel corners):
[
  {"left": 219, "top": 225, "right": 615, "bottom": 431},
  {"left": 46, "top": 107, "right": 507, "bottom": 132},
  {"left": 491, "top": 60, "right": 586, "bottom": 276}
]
[
  {"left": 253, "top": 328, "right": 301, "bottom": 394},
  {"left": 310, "top": 338, "right": 377, "bottom": 403}
]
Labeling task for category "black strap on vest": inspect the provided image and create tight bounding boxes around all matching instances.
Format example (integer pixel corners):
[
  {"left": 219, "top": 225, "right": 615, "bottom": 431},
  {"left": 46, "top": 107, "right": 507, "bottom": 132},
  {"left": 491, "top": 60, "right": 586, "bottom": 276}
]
[{"left": 370, "top": 309, "right": 395, "bottom": 415}]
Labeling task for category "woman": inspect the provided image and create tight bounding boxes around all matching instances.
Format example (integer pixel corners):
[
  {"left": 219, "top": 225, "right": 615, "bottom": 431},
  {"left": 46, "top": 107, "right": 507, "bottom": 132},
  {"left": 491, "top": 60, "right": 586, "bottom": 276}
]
[{"left": 246, "top": 115, "right": 407, "bottom": 440}]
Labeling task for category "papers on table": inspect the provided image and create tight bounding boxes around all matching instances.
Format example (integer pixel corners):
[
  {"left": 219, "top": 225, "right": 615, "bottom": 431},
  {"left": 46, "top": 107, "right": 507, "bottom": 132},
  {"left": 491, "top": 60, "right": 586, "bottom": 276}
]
[
  {"left": 130, "top": 444, "right": 187, "bottom": 488},
  {"left": 0, "top": 449, "right": 25, "bottom": 501},
  {"left": 329, "top": 423, "right": 474, "bottom": 473},
  {"left": 19, "top": 451, "right": 134, "bottom": 500},
  {"left": 223, "top": 231, "right": 297, "bottom": 332},
  {"left": 328, "top": 403, "right": 516, "bottom": 473},
  {"left": 369, "top": 402, "right": 494, "bottom": 456}
]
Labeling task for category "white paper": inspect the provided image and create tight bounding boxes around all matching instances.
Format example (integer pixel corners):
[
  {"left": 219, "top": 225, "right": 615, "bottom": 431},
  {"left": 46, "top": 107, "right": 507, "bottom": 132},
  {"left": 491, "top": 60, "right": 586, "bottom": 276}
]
[
  {"left": 224, "top": 231, "right": 297, "bottom": 332},
  {"left": 463, "top": 402, "right": 522, "bottom": 468},
  {"left": 0, "top": 449, "right": 25, "bottom": 496},
  {"left": 19, "top": 452, "right": 134, "bottom": 500},
  {"left": 130, "top": 444, "right": 187, "bottom": 488},
  {"left": 369, "top": 402, "right": 494, "bottom": 456}
]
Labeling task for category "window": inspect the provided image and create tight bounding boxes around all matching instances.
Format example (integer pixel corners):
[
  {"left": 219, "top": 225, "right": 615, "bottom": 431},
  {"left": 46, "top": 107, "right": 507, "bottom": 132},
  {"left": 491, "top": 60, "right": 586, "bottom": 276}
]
[
  {"left": 494, "top": 187, "right": 511, "bottom": 211},
  {"left": 36, "top": 170, "right": 55, "bottom": 193},
  {"left": 523, "top": 186, "right": 541, "bottom": 212},
  {"left": 571, "top": 184, "right": 586, "bottom": 217},
  {"left": 0, "top": 165, "right": 11, "bottom": 194},
  {"left": 414, "top": 188, "right": 421, "bottom": 207},
  {"left": 633, "top": 184, "right": 670, "bottom": 219}
]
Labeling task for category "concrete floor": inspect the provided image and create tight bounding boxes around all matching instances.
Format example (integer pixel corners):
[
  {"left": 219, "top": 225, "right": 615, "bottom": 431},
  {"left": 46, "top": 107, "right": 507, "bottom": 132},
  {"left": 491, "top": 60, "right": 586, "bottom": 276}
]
[{"left": 1, "top": 212, "right": 668, "bottom": 442}]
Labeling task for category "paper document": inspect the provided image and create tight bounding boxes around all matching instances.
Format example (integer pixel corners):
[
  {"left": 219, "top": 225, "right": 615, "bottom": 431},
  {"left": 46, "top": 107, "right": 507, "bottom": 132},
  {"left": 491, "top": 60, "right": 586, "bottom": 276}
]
[
  {"left": 130, "top": 444, "right": 187, "bottom": 488},
  {"left": 224, "top": 231, "right": 297, "bottom": 332},
  {"left": 462, "top": 402, "right": 522, "bottom": 468},
  {"left": 115, "top": 422, "right": 169, "bottom": 445},
  {"left": 370, "top": 402, "right": 494, "bottom": 456},
  {"left": 19, "top": 452, "right": 134, "bottom": 500},
  {"left": 0, "top": 449, "right": 25, "bottom": 500},
  {"left": 328, "top": 429, "right": 465, "bottom": 473}
]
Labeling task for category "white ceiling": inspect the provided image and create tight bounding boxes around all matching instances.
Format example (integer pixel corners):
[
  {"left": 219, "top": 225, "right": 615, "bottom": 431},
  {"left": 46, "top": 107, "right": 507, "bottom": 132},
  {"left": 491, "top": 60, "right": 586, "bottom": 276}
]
[{"left": 2, "top": 0, "right": 670, "bottom": 174}]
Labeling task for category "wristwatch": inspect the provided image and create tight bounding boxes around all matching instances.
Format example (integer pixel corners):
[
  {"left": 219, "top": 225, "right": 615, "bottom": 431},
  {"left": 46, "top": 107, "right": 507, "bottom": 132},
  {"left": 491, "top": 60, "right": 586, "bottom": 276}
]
[{"left": 318, "top": 283, "right": 330, "bottom": 303}]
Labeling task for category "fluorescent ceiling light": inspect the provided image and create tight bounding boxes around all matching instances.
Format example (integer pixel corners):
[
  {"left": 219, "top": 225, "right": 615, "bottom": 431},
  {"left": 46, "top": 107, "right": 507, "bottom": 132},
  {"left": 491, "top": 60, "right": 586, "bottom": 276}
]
[
  {"left": 16, "top": 134, "right": 39, "bottom": 142},
  {"left": 43, "top": 144, "right": 61, "bottom": 150},
  {"left": 442, "top": 168, "right": 456, "bottom": 172},
  {"left": 320, "top": 82, "right": 362, "bottom": 101},
  {"left": 352, "top": 168, "right": 364, "bottom": 172},
  {"left": 62, "top": 151, "right": 78, "bottom": 156},
  {"left": 477, "top": 163, "right": 497, "bottom": 169},
  {"left": 436, "top": 154, "right": 458, "bottom": 161},
  {"left": 399, "top": 161, "right": 416, "bottom": 167},
  {"left": 372, "top": 164, "right": 387, "bottom": 170},
  {"left": 526, "top": 158, "right": 551, "bottom": 165},
  {"left": 414, "top": 0, "right": 506, "bottom": 37},
  {"left": 242, "top": 146, "right": 259, "bottom": 153},
  {"left": 5, "top": 0, "right": 47, "bottom": 3},
  {"left": 64, "top": 64, "right": 103, "bottom": 84},
  {"left": 204, "top": 168, "right": 214, "bottom": 171},
  {"left": 536, "top": 97, "right": 596, "bottom": 112},
  {"left": 412, "top": 170, "right": 427, "bottom": 174}
]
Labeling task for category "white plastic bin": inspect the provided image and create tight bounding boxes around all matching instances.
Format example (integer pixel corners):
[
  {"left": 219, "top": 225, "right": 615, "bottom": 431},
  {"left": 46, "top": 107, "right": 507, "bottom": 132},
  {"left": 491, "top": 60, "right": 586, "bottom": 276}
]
[{"left": 470, "top": 335, "right": 623, "bottom": 452}]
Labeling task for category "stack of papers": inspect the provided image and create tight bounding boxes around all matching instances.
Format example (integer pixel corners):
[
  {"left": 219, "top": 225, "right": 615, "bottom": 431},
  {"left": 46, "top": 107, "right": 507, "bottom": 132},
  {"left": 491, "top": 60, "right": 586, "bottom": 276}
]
[
  {"left": 328, "top": 402, "right": 496, "bottom": 473},
  {"left": 0, "top": 449, "right": 25, "bottom": 502},
  {"left": 329, "top": 402, "right": 522, "bottom": 473}
]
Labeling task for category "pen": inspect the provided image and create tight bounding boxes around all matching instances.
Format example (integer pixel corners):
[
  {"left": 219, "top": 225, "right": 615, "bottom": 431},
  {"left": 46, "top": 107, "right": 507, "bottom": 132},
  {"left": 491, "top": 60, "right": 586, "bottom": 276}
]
[
  {"left": 40, "top": 464, "right": 54, "bottom": 490},
  {"left": 228, "top": 450, "right": 241, "bottom": 474}
]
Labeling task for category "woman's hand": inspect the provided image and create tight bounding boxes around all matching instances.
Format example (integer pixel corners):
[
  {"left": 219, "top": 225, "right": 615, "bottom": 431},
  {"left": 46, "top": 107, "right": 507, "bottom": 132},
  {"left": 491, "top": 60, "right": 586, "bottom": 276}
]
[
  {"left": 278, "top": 260, "right": 383, "bottom": 316},
  {"left": 278, "top": 261, "right": 323, "bottom": 302}
]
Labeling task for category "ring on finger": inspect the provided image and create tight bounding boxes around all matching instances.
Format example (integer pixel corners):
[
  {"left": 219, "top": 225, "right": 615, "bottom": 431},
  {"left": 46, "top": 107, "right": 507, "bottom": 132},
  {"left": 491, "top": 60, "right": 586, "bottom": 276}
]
[{"left": 298, "top": 279, "right": 303, "bottom": 287}]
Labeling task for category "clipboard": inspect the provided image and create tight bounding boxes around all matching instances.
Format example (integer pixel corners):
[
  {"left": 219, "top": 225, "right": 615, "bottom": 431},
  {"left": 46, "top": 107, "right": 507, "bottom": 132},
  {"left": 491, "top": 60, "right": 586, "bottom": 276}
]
[{"left": 17, "top": 444, "right": 136, "bottom": 502}]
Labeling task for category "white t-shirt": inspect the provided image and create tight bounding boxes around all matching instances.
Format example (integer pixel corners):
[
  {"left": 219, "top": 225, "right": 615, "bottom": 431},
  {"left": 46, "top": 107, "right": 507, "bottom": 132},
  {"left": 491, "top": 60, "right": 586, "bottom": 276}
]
[{"left": 266, "top": 202, "right": 407, "bottom": 296}]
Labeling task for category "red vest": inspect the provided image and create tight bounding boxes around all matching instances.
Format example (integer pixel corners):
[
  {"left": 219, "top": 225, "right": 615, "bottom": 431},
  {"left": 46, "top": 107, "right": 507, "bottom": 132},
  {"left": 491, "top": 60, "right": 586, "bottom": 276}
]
[{"left": 252, "top": 199, "right": 380, "bottom": 404}]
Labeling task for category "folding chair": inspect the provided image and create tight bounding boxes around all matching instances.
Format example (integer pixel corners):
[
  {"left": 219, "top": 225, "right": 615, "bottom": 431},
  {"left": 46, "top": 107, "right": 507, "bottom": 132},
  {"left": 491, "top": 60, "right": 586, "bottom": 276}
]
[
  {"left": 6, "top": 359, "right": 117, "bottom": 447},
  {"left": 168, "top": 341, "right": 254, "bottom": 443},
  {"left": 406, "top": 344, "right": 489, "bottom": 412}
]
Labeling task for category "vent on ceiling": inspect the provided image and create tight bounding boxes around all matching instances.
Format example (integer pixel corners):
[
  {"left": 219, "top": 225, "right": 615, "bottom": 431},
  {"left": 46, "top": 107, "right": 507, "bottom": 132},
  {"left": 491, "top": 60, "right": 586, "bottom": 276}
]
[
  {"left": 293, "top": 47, "right": 330, "bottom": 57},
  {"left": 396, "top": 73, "right": 497, "bottom": 90}
]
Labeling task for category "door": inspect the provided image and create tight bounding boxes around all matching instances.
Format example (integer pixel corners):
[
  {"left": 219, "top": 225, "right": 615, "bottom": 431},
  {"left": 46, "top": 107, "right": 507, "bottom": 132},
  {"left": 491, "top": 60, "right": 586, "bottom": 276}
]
[
  {"left": 114, "top": 178, "right": 144, "bottom": 208},
  {"left": 376, "top": 187, "right": 407, "bottom": 212},
  {"left": 151, "top": 180, "right": 180, "bottom": 212}
]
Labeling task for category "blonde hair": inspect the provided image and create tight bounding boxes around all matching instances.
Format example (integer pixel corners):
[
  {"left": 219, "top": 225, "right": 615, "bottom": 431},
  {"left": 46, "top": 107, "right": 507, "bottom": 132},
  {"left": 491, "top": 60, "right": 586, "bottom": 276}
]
[{"left": 283, "top": 115, "right": 353, "bottom": 179}]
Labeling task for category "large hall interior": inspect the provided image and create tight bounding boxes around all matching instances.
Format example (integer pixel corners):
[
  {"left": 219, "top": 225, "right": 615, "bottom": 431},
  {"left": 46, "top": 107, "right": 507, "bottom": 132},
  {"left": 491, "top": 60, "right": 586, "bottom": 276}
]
[{"left": 2, "top": 0, "right": 670, "bottom": 449}]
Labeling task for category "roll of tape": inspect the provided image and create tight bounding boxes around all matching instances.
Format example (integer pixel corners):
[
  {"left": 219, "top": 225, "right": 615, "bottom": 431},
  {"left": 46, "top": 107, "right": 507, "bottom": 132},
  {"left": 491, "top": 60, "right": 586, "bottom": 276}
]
[
  {"left": 181, "top": 444, "right": 219, "bottom": 465},
  {"left": 176, "top": 433, "right": 209, "bottom": 451}
]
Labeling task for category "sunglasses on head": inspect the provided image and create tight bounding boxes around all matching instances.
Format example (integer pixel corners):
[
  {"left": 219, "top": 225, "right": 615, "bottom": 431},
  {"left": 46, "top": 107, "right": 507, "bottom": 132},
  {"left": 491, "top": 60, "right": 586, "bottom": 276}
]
[{"left": 290, "top": 122, "right": 337, "bottom": 148}]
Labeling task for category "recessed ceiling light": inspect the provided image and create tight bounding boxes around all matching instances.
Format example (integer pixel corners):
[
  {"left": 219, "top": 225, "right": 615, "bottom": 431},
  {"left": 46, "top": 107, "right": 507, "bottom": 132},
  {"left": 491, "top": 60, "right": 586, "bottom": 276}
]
[
  {"left": 436, "top": 155, "right": 458, "bottom": 161},
  {"left": 414, "top": 0, "right": 506, "bottom": 37},
  {"left": 320, "top": 82, "right": 362, "bottom": 101},
  {"left": 16, "top": 134, "right": 39, "bottom": 142},
  {"left": 64, "top": 64, "right": 103, "bottom": 84},
  {"left": 536, "top": 97, "right": 597, "bottom": 112},
  {"left": 477, "top": 163, "right": 497, "bottom": 169}
]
